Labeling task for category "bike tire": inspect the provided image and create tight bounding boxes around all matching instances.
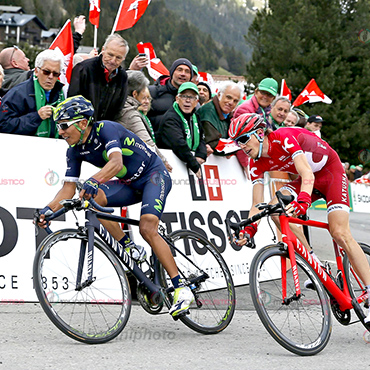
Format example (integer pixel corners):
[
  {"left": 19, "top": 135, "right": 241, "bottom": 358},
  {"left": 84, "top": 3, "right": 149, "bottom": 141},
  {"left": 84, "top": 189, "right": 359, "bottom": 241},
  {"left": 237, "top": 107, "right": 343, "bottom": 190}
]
[
  {"left": 249, "top": 244, "right": 332, "bottom": 356},
  {"left": 33, "top": 229, "right": 131, "bottom": 344},
  {"left": 343, "top": 242, "right": 370, "bottom": 320},
  {"left": 160, "top": 229, "right": 235, "bottom": 334}
]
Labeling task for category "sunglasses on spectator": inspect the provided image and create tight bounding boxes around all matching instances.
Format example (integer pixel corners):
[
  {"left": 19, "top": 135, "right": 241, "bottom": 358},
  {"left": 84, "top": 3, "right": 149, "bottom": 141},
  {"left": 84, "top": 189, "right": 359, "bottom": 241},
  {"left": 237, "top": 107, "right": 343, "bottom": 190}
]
[
  {"left": 178, "top": 94, "right": 198, "bottom": 101},
  {"left": 56, "top": 119, "right": 83, "bottom": 131},
  {"left": 235, "top": 130, "right": 258, "bottom": 146},
  {"left": 39, "top": 68, "right": 61, "bottom": 78},
  {"left": 9, "top": 45, "right": 19, "bottom": 64}
]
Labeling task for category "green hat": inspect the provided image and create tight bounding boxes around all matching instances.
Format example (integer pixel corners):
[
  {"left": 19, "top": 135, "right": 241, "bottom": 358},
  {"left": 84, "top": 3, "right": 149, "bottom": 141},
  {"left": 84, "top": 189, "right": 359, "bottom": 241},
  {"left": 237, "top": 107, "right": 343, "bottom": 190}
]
[
  {"left": 178, "top": 82, "right": 199, "bottom": 95},
  {"left": 350, "top": 165, "right": 356, "bottom": 169},
  {"left": 258, "top": 78, "right": 278, "bottom": 97},
  {"left": 192, "top": 64, "right": 199, "bottom": 75}
]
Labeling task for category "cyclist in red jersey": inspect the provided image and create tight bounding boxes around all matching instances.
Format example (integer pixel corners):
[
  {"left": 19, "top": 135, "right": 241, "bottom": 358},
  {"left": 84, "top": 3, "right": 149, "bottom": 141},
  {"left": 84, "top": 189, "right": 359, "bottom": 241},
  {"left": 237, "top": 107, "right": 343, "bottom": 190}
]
[{"left": 229, "top": 113, "right": 370, "bottom": 322}]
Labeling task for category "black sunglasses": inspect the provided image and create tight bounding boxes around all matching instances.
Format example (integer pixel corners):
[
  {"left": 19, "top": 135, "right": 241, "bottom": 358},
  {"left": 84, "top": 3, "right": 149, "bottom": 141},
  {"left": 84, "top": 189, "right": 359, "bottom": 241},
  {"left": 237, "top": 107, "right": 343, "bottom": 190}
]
[{"left": 39, "top": 68, "right": 61, "bottom": 78}]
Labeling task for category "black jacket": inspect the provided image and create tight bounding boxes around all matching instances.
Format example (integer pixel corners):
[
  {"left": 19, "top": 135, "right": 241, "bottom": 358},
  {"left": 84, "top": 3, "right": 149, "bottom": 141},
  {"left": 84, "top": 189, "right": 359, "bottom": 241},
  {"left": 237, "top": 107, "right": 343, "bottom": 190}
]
[
  {"left": 148, "top": 75, "right": 178, "bottom": 136},
  {"left": 68, "top": 54, "right": 128, "bottom": 121},
  {"left": 157, "top": 105, "right": 207, "bottom": 173}
]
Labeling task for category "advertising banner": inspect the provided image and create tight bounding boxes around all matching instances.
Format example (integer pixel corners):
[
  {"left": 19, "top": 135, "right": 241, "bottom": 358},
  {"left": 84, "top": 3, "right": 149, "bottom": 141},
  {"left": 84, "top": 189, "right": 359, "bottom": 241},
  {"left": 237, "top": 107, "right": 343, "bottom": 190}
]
[{"left": 0, "top": 133, "right": 275, "bottom": 302}]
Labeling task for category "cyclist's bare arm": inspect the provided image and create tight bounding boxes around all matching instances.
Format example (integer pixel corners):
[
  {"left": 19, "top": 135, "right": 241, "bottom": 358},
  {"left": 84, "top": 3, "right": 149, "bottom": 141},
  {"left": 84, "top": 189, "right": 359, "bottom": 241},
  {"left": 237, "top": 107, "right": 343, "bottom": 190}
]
[{"left": 79, "top": 151, "right": 123, "bottom": 200}]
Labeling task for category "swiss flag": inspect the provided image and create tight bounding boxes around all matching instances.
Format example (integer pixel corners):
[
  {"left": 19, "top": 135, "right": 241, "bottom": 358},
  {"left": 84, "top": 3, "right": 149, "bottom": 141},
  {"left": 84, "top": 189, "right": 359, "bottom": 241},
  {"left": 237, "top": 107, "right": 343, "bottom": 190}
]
[
  {"left": 280, "top": 79, "right": 292, "bottom": 101},
  {"left": 49, "top": 20, "right": 74, "bottom": 87},
  {"left": 112, "top": 0, "right": 150, "bottom": 32},
  {"left": 89, "top": 0, "right": 101, "bottom": 28},
  {"left": 136, "top": 42, "right": 169, "bottom": 80},
  {"left": 292, "top": 79, "right": 332, "bottom": 107}
]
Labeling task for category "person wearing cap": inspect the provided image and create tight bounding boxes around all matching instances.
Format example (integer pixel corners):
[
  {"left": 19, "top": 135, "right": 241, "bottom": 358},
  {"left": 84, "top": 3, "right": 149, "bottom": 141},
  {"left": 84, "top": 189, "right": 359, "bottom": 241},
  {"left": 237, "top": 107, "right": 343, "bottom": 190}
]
[
  {"left": 197, "top": 81, "right": 212, "bottom": 106},
  {"left": 198, "top": 80, "right": 243, "bottom": 156},
  {"left": 157, "top": 82, "right": 207, "bottom": 178},
  {"left": 191, "top": 65, "right": 199, "bottom": 83},
  {"left": 305, "top": 115, "right": 324, "bottom": 137},
  {"left": 148, "top": 58, "right": 193, "bottom": 136},
  {"left": 234, "top": 77, "right": 278, "bottom": 120}
]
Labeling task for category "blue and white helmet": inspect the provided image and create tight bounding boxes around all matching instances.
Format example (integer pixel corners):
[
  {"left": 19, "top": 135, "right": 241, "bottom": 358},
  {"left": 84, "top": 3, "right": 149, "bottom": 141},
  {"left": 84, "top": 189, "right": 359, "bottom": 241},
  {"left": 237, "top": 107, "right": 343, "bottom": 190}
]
[{"left": 53, "top": 95, "right": 94, "bottom": 122}]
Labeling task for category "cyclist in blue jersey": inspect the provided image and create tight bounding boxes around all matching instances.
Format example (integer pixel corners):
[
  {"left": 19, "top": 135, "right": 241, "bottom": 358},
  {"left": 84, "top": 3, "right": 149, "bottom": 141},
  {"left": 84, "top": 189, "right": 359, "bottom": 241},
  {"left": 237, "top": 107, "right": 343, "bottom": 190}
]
[{"left": 37, "top": 95, "right": 194, "bottom": 318}]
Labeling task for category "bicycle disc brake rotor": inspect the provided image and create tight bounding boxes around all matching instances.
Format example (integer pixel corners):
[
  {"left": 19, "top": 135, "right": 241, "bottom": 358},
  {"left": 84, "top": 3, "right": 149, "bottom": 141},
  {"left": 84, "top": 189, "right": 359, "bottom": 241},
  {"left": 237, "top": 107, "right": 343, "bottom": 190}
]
[{"left": 136, "top": 284, "right": 163, "bottom": 314}]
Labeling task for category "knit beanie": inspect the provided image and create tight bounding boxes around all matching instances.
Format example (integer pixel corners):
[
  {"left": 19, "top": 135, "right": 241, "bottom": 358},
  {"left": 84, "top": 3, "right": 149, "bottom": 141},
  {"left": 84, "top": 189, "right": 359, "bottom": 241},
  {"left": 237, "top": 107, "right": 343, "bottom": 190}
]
[
  {"left": 169, "top": 58, "right": 193, "bottom": 80},
  {"left": 197, "top": 81, "right": 212, "bottom": 98}
]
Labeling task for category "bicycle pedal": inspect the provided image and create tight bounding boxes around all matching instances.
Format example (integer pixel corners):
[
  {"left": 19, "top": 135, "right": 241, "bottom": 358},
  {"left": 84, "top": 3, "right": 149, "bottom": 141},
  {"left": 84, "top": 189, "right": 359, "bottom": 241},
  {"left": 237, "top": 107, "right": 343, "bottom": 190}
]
[{"left": 171, "top": 309, "right": 190, "bottom": 321}]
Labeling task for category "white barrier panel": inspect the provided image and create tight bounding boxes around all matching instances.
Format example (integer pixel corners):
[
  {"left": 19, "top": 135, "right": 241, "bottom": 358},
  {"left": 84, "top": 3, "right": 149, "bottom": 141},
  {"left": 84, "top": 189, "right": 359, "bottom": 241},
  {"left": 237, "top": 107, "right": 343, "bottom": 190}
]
[
  {"left": 350, "top": 183, "right": 370, "bottom": 213},
  {"left": 0, "top": 133, "right": 275, "bottom": 302}
]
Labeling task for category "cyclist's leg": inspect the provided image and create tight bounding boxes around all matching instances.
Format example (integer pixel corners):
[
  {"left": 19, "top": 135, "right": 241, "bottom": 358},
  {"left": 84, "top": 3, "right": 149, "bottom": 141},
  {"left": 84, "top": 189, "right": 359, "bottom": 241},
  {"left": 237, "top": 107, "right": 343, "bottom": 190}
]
[
  {"left": 328, "top": 209, "right": 370, "bottom": 288},
  {"left": 95, "top": 183, "right": 147, "bottom": 260},
  {"left": 138, "top": 168, "right": 194, "bottom": 316},
  {"left": 139, "top": 213, "right": 178, "bottom": 278}
]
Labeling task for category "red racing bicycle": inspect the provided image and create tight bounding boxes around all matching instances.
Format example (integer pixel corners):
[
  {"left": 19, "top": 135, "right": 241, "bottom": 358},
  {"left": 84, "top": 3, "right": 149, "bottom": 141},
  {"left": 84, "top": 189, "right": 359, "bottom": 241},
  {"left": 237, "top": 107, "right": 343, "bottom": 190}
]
[{"left": 225, "top": 191, "right": 370, "bottom": 356}]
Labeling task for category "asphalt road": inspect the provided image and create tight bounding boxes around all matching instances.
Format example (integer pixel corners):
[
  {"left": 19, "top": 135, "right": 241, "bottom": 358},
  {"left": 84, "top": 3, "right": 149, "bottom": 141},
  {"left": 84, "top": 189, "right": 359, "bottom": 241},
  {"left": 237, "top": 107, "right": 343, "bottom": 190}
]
[{"left": 1, "top": 210, "right": 370, "bottom": 370}]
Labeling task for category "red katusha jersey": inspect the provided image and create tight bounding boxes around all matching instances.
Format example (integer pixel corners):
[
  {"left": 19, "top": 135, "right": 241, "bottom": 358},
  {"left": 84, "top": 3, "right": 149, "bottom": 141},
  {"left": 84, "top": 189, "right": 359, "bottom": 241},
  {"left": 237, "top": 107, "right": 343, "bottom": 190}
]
[{"left": 249, "top": 127, "right": 340, "bottom": 184}]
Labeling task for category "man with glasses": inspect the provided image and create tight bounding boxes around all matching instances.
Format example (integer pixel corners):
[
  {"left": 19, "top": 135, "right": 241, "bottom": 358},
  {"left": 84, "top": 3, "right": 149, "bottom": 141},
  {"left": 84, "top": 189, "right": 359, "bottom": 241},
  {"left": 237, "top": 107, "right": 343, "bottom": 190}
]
[
  {"left": 157, "top": 82, "right": 207, "bottom": 179},
  {"left": 0, "top": 45, "right": 31, "bottom": 92},
  {"left": 198, "top": 80, "right": 243, "bottom": 156},
  {"left": 68, "top": 33, "right": 129, "bottom": 122},
  {"left": 0, "top": 49, "right": 64, "bottom": 137}
]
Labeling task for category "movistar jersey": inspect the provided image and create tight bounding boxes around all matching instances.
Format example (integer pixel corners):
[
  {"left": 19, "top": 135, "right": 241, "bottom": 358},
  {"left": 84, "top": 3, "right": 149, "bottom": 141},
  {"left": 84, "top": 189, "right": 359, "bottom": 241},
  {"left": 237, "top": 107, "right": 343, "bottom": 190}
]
[{"left": 65, "top": 120, "right": 158, "bottom": 182}]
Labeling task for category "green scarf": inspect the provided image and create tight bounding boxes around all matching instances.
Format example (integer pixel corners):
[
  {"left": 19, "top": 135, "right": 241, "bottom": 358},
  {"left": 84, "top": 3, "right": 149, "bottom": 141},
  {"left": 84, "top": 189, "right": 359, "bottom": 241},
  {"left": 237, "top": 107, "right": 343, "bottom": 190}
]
[
  {"left": 33, "top": 75, "right": 64, "bottom": 138},
  {"left": 140, "top": 111, "right": 156, "bottom": 144},
  {"left": 173, "top": 102, "right": 200, "bottom": 151}
]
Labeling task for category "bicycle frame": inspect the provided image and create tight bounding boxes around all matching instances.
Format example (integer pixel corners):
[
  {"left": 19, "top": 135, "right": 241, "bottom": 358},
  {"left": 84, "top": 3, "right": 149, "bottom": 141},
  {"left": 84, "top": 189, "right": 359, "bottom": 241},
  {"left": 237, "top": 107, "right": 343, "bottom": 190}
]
[{"left": 279, "top": 214, "right": 357, "bottom": 312}]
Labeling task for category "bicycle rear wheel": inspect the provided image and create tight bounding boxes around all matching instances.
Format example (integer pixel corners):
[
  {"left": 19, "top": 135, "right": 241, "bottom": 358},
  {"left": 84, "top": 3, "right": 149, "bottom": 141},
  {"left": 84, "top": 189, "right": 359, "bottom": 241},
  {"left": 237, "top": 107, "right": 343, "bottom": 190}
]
[
  {"left": 343, "top": 242, "right": 370, "bottom": 321},
  {"left": 249, "top": 244, "right": 332, "bottom": 356},
  {"left": 33, "top": 229, "right": 131, "bottom": 344},
  {"left": 160, "top": 229, "right": 235, "bottom": 334}
]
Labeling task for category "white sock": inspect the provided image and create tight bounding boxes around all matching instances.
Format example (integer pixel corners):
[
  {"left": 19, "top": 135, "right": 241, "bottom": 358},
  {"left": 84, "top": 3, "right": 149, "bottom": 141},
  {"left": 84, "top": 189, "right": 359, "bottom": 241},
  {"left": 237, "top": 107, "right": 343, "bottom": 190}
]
[
  {"left": 365, "top": 285, "right": 370, "bottom": 323},
  {"left": 309, "top": 251, "right": 324, "bottom": 267}
]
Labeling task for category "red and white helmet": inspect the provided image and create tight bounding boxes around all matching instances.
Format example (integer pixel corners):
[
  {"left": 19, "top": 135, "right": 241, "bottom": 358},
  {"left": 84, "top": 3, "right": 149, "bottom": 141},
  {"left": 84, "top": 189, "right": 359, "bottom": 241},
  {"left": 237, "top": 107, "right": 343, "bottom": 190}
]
[{"left": 228, "top": 113, "right": 266, "bottom": 140}]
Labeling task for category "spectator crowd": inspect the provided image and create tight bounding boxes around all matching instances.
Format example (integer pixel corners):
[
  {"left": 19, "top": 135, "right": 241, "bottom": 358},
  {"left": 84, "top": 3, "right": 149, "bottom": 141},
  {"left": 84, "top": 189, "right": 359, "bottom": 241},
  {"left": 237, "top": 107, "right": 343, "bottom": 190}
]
[{"left": 0, "top": 19, "right": 368, "bottom": 183}]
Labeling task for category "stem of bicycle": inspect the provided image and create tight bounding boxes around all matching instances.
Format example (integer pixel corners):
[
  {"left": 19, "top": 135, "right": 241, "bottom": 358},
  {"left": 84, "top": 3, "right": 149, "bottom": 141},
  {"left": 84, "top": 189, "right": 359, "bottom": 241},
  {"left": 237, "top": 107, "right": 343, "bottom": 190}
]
[{"left": 280, "top": 214, "right": 353, "bottom": 311}]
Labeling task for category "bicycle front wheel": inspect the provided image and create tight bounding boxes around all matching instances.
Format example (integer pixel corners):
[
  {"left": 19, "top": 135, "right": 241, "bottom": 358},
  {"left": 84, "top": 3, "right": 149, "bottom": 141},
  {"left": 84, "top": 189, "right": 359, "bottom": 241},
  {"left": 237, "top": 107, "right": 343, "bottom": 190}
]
[
  {"left": 343, "top": 242, "right": 370, "bottom": 321},
  {"left": 161, "top": 229, "right": 235, "bottom": 334},
  {"left": 249, "top": 245, "right": 332, "bottom": 356},
  {"left": 33, "top": 229, "right": 131, "bottom": 344}
]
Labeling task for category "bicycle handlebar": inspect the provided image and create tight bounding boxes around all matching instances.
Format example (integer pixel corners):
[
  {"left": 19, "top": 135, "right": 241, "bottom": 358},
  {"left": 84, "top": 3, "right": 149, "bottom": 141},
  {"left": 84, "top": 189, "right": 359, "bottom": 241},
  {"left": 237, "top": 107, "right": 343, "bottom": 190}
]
[
  {"left": 225, "top": 191, "right": 294, "bottom": 249},
  {"left": 38, "top": 197, "right": 115, "bottom": 234}
]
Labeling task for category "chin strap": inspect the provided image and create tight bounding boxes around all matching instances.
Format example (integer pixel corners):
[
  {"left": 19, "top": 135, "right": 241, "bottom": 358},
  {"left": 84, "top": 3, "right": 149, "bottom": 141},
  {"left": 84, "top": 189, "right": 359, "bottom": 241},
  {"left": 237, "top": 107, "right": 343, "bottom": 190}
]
[
  {"left": 71, "top": 118, "right": 92, "bottom": 146},
  {"left": 253, "top": 131, "right": 264, "bottom": 160}
]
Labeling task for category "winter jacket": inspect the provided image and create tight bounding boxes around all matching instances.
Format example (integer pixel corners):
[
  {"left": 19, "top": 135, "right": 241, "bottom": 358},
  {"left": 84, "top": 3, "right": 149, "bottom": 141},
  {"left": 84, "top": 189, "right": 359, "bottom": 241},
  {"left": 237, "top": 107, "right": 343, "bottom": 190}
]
[
  {"left": 197, "top": 96, "right": 233, "bottom": 151},
  {"left": 68, "top": 54, "right": 128, "bottom": 121},
  {"left": 157, "top": 105, "right": 207, "bottom": 173},
  {"left": 233, "top": 95, "right": 272, "bottom": 124},
  {"left": 116, "top": 96, "right": 168, "bottom": 164},
  {"left": 0, "top": 76, "right": 64, "bottom": 136},
  {"left": 147, "top": 75, "right": 178, "bottom": 136}
]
